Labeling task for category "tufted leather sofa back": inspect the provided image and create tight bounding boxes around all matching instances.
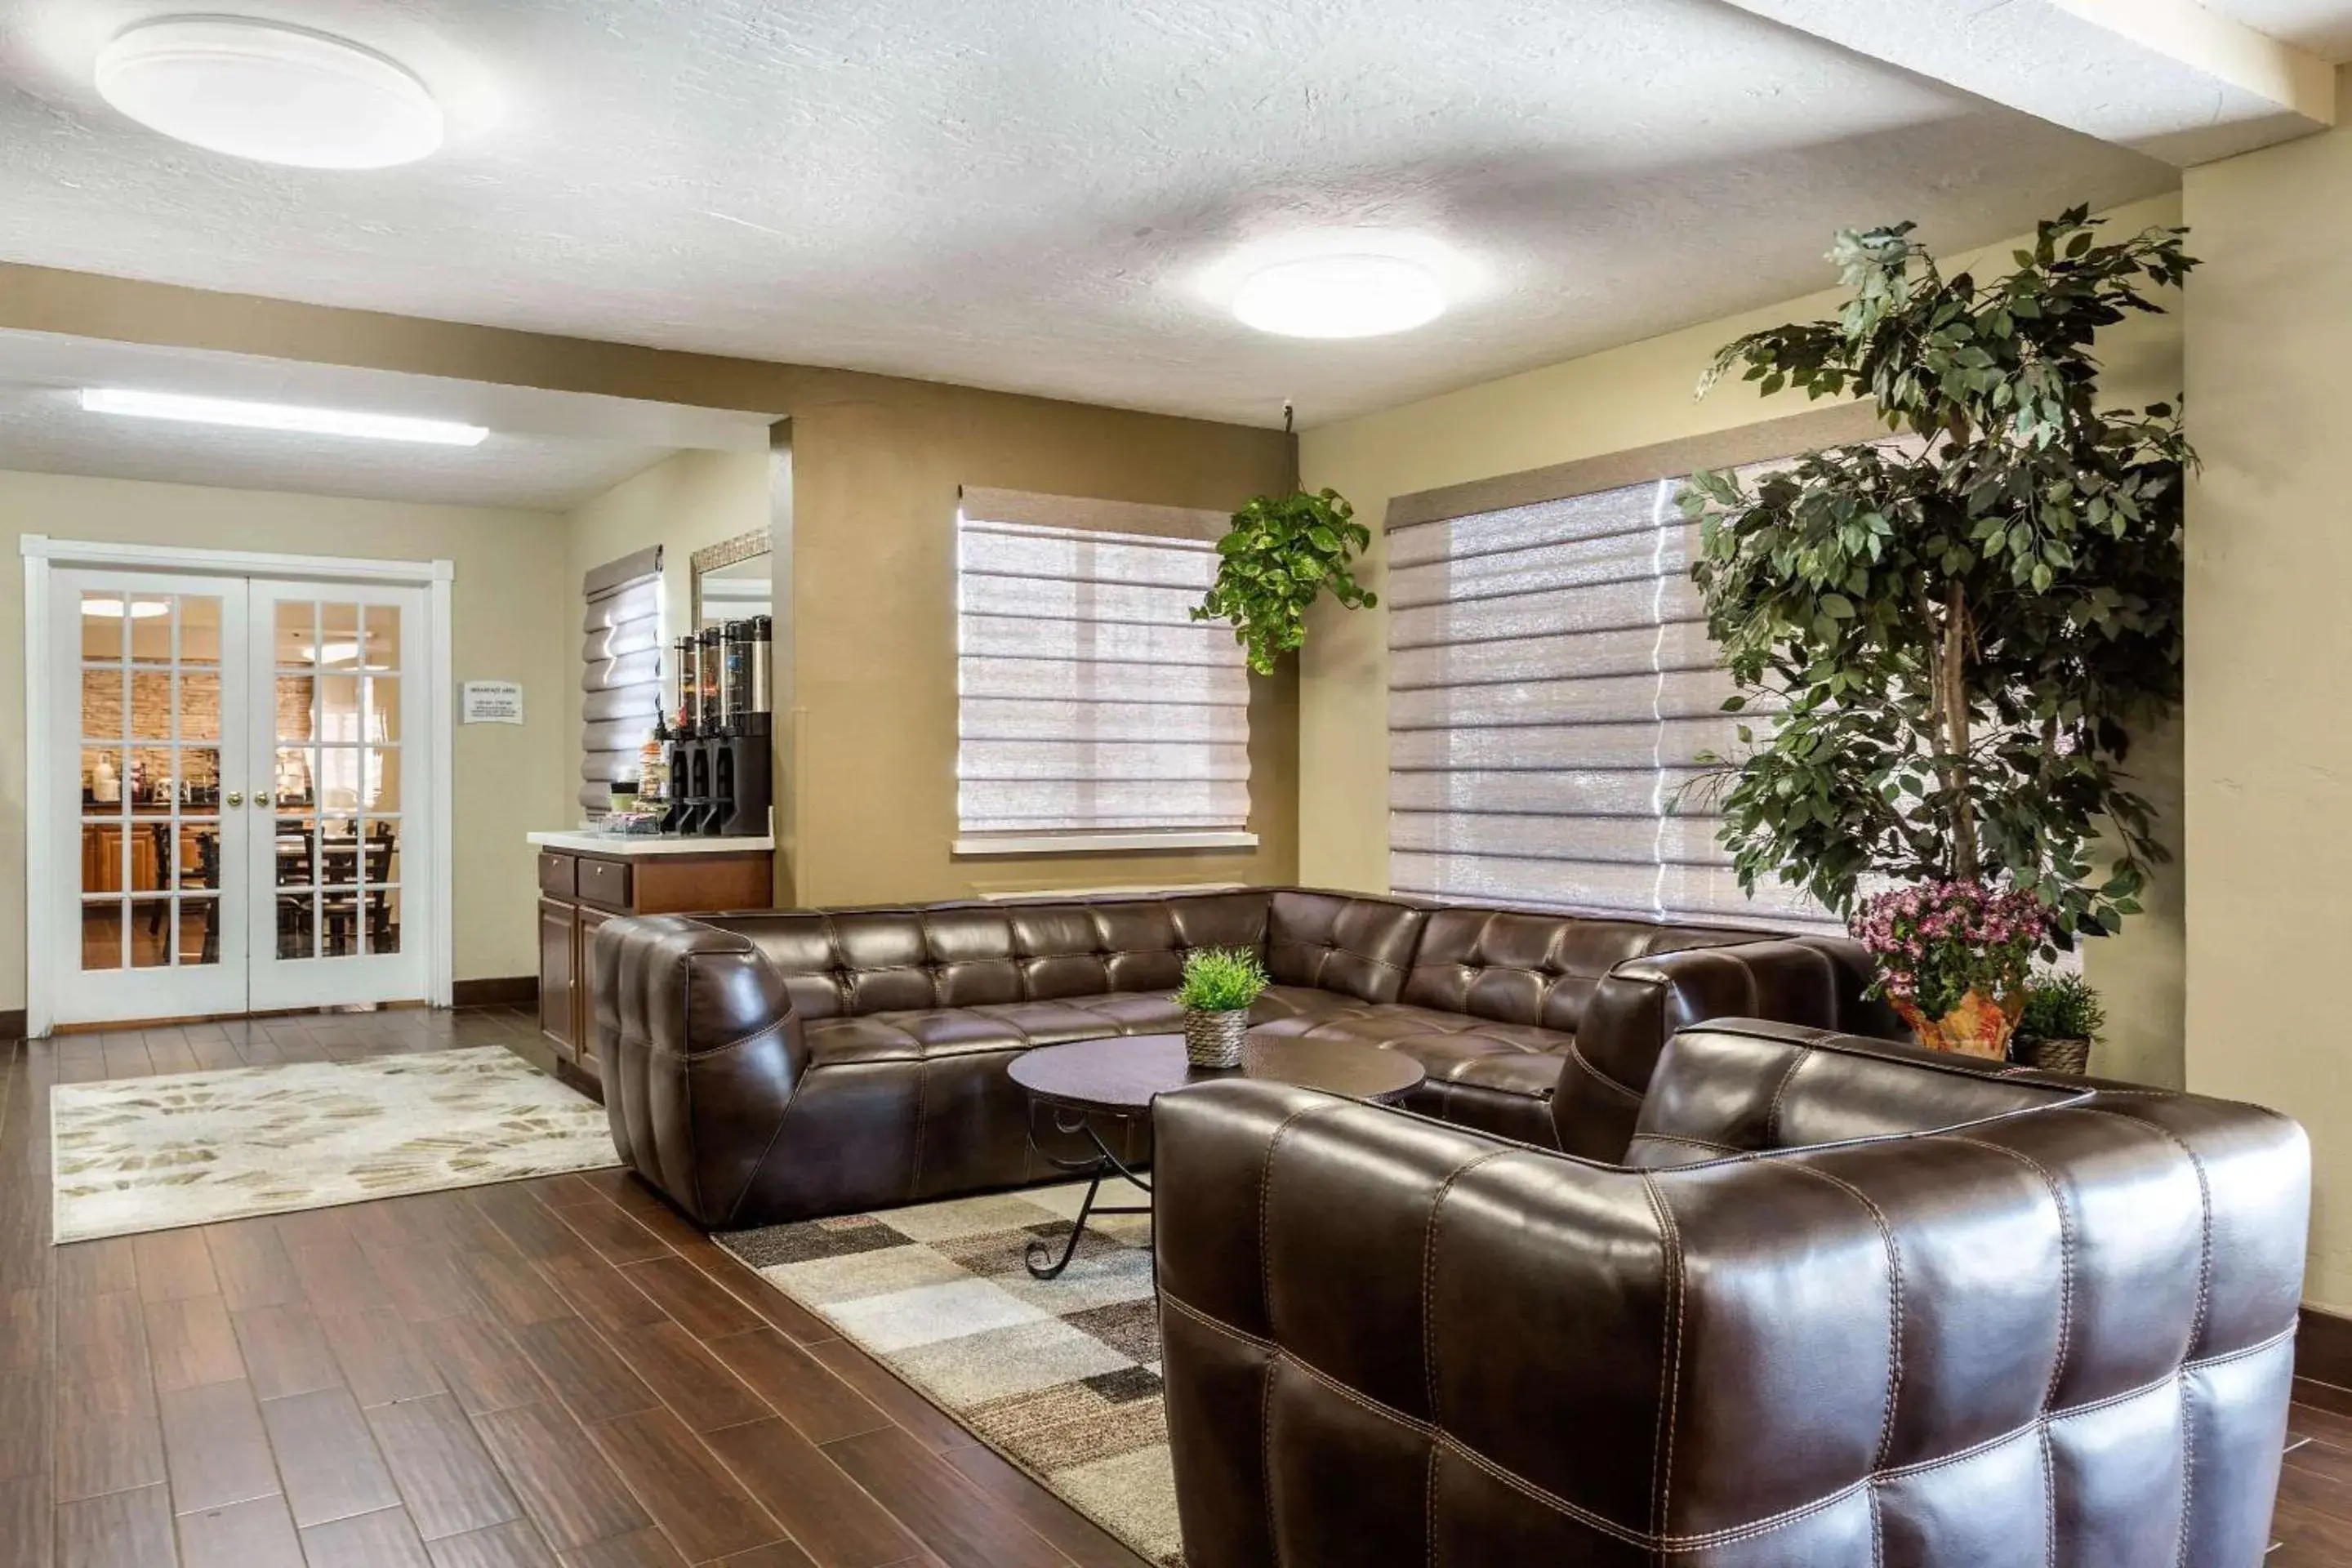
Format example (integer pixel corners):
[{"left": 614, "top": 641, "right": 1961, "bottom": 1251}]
[
  {"left": 1263, "top": 889, "right": 1429, "bottom": 1004},
  {"left": 1397, "top": 906, "right": 1775, "bottom": 1031},
  {"left": 718, "top": 890, "right": 1274, "bottom": 1019},
  {"left": 1154, "top": 1033, "right": 2310, "bottom": 1568}
]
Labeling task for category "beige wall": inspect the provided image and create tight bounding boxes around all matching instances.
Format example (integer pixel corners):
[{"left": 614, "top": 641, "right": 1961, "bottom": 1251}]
[
  {"left": 784, "top": 392, "right": 1294, "bottom": 907},
  {"left": 0, "top": 467, "right": 572, "bottom": 1010},
  {"left": 0, "top": 266, "right": 1303, "bottom": 918},
  {"left": 1298, "top": 193, "right": 2189, "bottom": 1089},
  {"left": 2182, "top": 71, "right": 2352, "bottom": 1310}
]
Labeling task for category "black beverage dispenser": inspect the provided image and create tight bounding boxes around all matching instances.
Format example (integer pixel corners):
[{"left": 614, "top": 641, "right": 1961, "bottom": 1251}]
[{"left": 715, "top": 616, "right": 773, "bottom": 836}]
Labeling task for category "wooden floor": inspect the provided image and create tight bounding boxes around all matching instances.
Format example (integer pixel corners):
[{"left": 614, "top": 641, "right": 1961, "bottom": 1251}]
[
  {"left": 2, "top": 1006, "right": 1149, "bottom": 1568},
  {"left": 7, "top": 1005, "right": 2349, "bottom": 1566}
]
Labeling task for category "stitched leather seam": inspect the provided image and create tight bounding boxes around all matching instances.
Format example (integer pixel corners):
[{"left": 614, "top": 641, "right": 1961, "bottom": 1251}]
[
  {"left": 1563, "top": 1040, "right": 1643, "bottom": 1104},
  {"left": 907, "top": 1061, "right": 929, "bottom": 1202},
  {"left": 2074, "top": 1105, "right": 2213, "bottom": 1568},
  {"left": 1420, "top": 1150, "right": 1510, "bottom": 1425},
  {"left": 1640, "top": 1171, "right": 1686, "bottom": 1542},
  {"left": 1424, "top": 1445, "right": 1441, "bottom": 1568},
  {"left": 1159, "top": 1292, "right": 2298, "bottom": 1555},
  {"left": 1629, "top": 1133, "right": 1742, "bottom": 1155},
  {"left": 1762, "top": 1048, "right": 1811, "bottom": 1147},
  {"left": 1781, "top": 1162, "right": 1904, "bottom": 1474},
  {"left": 1258, "top": 1102, "right": 1343, "bottom": 1339},
  {"left": 678, "top": 948, "right": 706, "bottom": 1222}
]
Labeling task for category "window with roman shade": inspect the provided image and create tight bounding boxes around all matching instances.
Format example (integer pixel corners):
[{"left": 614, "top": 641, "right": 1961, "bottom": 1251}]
[
  {"left": 955, "top": 487, "right": 1252, "bottom": 851},
  {"left": 1386, "top": 408, "right": 1886, "bottom": 932},
  {"left": 579, "top": 545, "right": 663, "bottom": 815}
]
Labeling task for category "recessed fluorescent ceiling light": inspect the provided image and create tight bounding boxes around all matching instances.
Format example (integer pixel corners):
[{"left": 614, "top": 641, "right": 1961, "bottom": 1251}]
[
  {"left": 1232, "top": 254, "right": 1447, "bottom": 338},
  {"left": 81, "top": 389, "right": 489, "bottom": 447},
  {"left": 94, "top": 16, "right": 444, "bottom": 169}
]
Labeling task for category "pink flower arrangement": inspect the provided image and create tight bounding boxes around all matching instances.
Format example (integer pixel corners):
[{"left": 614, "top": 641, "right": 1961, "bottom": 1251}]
[{"left": 1851, "top": 880, "right": 2051, "bottom": 1020}]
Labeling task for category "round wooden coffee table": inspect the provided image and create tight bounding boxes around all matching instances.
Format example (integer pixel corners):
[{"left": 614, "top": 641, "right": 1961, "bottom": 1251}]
[{"left": 1006, "top": 1032, "right": 1425, "bottom": 1278}]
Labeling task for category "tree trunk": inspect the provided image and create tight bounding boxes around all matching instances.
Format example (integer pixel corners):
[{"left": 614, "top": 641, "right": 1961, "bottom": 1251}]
[{"left": 1943, "top": 584, "right": 1977, "bottom": 883}]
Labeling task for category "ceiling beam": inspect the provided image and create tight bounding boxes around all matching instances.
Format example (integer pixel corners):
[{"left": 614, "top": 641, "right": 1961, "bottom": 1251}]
[{"left": 1717, "top": 0, "right": 2336, "bottom": 167}]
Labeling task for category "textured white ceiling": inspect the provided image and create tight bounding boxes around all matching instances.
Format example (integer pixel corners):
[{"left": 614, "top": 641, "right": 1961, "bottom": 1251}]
[
  {"left": 0, "top": 0, "right": 2177, "bottom": 428},
  {"left": 2201, "top": 1, "right": 2352, "bottom": 60},
  {"left": 0, "top": 330, "right": 774, "bottom": 509}
]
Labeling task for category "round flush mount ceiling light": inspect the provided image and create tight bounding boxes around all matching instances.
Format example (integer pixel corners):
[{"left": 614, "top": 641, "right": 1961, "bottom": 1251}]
[
  {"left": 95, "top": 16, "right": 444, "bottom": 169},
  {"left": 1231, "top": 253, "right": 1447, "bottom": 339}
]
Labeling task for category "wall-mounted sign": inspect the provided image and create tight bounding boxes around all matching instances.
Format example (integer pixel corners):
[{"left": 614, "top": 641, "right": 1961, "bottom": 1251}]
[{"left": 461, "top": 680, "right": 524, "bottom": 724}]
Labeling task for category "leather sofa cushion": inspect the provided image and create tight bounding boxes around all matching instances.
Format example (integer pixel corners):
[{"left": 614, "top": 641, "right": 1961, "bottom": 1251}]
[
  {"left": 803, "top": 991, "right": 1187, "bottom": 1067},
  {"left": 1266, "top": 890, "right": 1426, "bottom": 1004}
]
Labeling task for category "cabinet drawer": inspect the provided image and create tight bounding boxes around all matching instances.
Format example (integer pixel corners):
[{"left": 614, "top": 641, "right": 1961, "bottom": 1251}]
[
  {"left": 577, "top": 855, "right": 633, "bottom": 911},
  {"left": 537, "top": 851, "right": 576, "bottom": 899}
]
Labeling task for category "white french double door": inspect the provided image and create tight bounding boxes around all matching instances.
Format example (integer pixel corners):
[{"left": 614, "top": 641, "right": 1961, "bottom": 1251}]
[{"left": 49, "top": 569, "right": 432, "bottom": 1026}]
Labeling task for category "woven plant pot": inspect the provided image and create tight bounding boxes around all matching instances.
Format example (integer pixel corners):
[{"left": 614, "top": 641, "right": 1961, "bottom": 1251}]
[
  {"left": 2017, "top": 1036, "right": 2092, "bottom": 1076},
  {"left": 1183, "top": 1008, "right": 1249, "bottom": 1069}
]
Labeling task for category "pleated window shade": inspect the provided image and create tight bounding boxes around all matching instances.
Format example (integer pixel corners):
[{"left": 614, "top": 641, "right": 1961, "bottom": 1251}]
[
  {"left": 1388, "top": 468, "right": 1837, "bottom": 931},
  {"left": 956, "top": 488, "right": 1250, "bottom": 842},
  {"left": 579, "top": 545, "right": 663, "bottom": 815}
]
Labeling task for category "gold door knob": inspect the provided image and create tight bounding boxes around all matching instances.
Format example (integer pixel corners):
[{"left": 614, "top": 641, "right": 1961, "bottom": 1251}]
[
  {"left": 225, "top": 791, "right": 244, "bottom": 808},
  {"left": 256, "top": 792, "right": 274, "bottom": 808}
]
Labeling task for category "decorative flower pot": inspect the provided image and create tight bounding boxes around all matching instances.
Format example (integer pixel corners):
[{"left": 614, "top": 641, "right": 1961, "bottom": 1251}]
[
  {"left": 1891, "top": 988, "right": 2022, "bottom": 1061},
  {"left": 2016, "top": 1035, "right": 2092, "bottom": 1076},
  {"left": 1183, "top": 1008, "right": 1249, "bottom": 1069}
]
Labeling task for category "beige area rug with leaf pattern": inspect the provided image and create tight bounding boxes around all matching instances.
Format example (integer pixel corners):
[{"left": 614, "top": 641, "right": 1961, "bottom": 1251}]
[
  {"left": 51, "top": 1045, "right": 621, "bottom": 1243},
  {"left": 721, "top": 1183, "right": 1183, "bottom": 1566}
]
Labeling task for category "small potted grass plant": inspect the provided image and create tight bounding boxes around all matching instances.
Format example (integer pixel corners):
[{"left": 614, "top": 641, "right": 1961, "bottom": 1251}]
[
  {"left": 2012, "top": 970, "right": 2105, "bottom": 1076},
  {"left": 1175, "top": 947, "right": 1267, "bottom": 1069}
]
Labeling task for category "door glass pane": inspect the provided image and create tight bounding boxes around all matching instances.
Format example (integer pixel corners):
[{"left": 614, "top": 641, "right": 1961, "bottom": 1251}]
[
  {"left": 321, "top": 675, "right": 361, "bottom": 743},
  {"left": 318, "top": 750, "right": 362, "bottom": 813},
  {"left": 80, "top": 594, "right": 127, "bottom": 660},
  {"left": 363, "top": 820, "right": 399, "bottom": 887},
  {"left": 180, "top": 672, "right": 220, "bottom": 742},
  {"left": 275, "top": 817, "right": 314, "bottom": 888},
  {"left": 128, "top": 822, "right": 170, "bottom": 893},
  {"left": 278, "top": 893, "right": 317, "bottom": 960},
  {"left": 322, "top": 890, "right": 360, "bottom": 957},
  {"left": 128, "top": 671, "right": 172, "bottom": 739},
  {"left": 181, "top": 747, "right": 220, "bottom": 808},
  {"left": 364, "top": 750, "right": 401, "bottom": 813},
  {"left": 81, "top": 814, "right": 124, "bottom": 895},
  {"left": 321, "top": 818, "right": 360, "bottom": 884},
  {"left": 82, "top": 748, "right": 126, "bottom": 814},
  {"left": 274, "top": 749, "right": 316, "bottom": 809},
  {"left": 364, "top": 677, "right": 399, "bottom": 744},
  {"left": 367, "top": 888, "right": 400, "bottom": 955},
  {"left": 180, "top": 595, "right": 221, "bottom": 666},
  {"left": 321, "top": 604, "right": 361, "bottom": 670},
  {"left": 129, "top": 900, "right": 170, "bottom": 968},
  {"left": 174, "top": 822, "right": 221, "bottom": 890},
  {"left": 177, "top": 898, "right": 221, "bottom": 966},
  {"left": 362, "top": 604, "right": 399, "bottom": 671},
  {"left": 276, "top": 675, "right": 316, "bottom": 742},
  {"left": 275, "top": 600, "right": 316, "bottom": 666},
  {"left": 81, "top": 901, "right": 124, "bottom": 971},
  {"left": 128, "top": 600, "right": 172, "bottom": 663},
  {"left": 129, "top": 747, "right": 174, "bottom": 811},
  {"left": 82, "top": 669, "right": 124, "bottom": 740}
]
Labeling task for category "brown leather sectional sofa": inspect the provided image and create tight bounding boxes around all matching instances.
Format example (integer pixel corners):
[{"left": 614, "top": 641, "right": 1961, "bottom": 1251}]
[
  {"left": 590, "top": 885, "right": 1899, "bottom": 1227},
  {"left": 1155, "top": 1018, "right": 2310, "bottom": 1566}
]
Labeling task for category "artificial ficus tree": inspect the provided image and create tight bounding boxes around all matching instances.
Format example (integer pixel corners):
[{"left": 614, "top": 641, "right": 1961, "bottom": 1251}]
[{"left": 1679, "top": 208, "right": 2194, "bottom": 942}]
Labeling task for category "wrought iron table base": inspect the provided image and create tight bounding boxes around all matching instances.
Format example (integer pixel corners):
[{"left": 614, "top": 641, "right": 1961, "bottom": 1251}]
[{"left": 1024, "top": 1105, "right": 1152, "bottom": 1280}]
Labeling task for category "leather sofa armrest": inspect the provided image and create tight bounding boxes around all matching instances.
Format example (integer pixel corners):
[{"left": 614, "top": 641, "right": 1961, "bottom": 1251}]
[
  {"left": 591, "top": 914, "right": 809, "bottom": 1227},
  {"left": 1559, "top": 934, "right": 1900, "bottom": 1160}
]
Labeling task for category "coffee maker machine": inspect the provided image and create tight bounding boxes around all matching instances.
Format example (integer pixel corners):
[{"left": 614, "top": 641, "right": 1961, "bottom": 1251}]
[{"left": 660, "top": 619, "right": 772, "bottom": 836}]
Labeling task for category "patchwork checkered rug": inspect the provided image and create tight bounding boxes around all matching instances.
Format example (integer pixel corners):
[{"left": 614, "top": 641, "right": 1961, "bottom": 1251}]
[{"left": 719, "top": 1183, "right": 1179, "bottom": 1565}]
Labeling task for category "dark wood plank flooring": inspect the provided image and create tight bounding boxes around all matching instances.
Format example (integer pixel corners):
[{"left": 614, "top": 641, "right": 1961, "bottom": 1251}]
[
  {"left": 10, "top": 1005, "right": 2350, "bottom": 1564},
  {"left": 4, "top": 1007, "right": 1147, "bottom": 1568}
]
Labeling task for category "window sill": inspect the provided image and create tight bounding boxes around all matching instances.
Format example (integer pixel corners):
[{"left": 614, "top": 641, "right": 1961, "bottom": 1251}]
[{"left": 951, "top": 831, "right": 1259, "bottom": 857}]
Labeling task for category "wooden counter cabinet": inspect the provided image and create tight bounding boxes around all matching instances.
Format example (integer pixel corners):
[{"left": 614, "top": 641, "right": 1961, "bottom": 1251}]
[{"left": 532, "top": 841, "right": 773, "bottom": 1080}]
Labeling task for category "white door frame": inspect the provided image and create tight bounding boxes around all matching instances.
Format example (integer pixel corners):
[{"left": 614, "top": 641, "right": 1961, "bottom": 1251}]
[{"left": 23, "top": 536, "right": 456, "bottom": 1036}]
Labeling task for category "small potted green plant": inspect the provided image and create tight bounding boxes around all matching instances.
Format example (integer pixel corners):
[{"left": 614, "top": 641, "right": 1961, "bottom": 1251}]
[
  {"left": 2012, "top": 971, "right": 2105, "bottom": 1076},
  {"left": 1174, "top": 947, "right": 1268, "bottom": 1069}
]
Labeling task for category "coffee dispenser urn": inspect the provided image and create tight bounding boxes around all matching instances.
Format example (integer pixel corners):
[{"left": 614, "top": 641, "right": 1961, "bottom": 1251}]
[
  {"left": 658, "top": 632, "right": 700, "bottom": 835},
  {"left": 714, "top": 616, "right": 773, "bottom": 837}
]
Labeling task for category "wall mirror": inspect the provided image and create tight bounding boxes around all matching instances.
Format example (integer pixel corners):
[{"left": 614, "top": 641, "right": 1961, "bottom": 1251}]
[{"left": 691, "top": 528, "right": 771, "bottom": 628}]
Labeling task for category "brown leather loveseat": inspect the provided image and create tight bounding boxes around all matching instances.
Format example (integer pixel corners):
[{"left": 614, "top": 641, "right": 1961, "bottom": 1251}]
[
  {"left": 590, "top": 885, "right": 1896, "bottom": 1227},
  {"left": 1153, "top": 1019, "right": 2310, "bottom": 1566}
]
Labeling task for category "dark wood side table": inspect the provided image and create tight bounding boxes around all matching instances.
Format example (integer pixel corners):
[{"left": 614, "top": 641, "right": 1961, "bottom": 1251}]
[{"left": 1006, "top": 1033, "right": 1426, "bottom": 1279}]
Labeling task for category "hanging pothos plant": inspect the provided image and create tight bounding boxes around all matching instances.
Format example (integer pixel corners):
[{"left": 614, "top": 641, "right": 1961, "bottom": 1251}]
[{"left": 1194, "top": 489, "right": 1377, "bottom": 675}]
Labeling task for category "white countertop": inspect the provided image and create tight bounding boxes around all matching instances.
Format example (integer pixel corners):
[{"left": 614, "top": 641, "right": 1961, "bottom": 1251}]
[{"left": 528, "top": 830, "right": 775, "bottom": 857}]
